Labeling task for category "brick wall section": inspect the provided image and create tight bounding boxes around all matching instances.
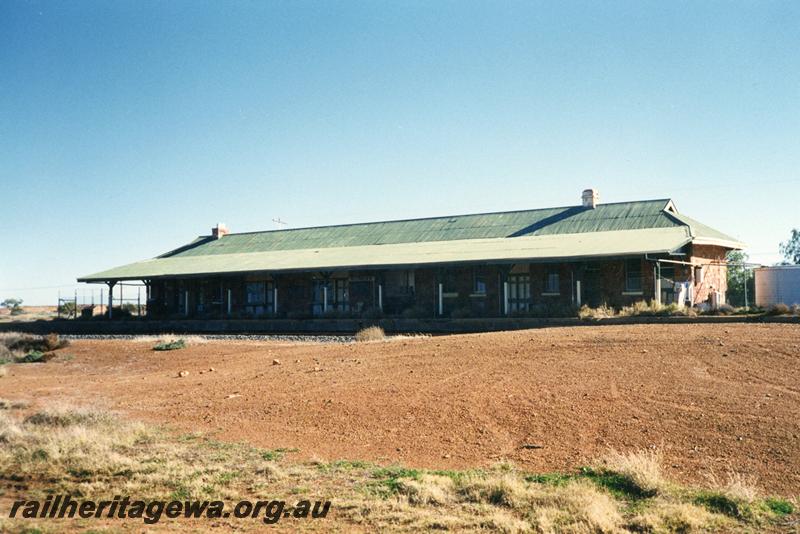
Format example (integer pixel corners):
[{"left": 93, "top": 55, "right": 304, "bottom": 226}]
[
  {"left": 278, "top": 274, "right": 313, "bottom": 316},
  {"left": 529, "top": 263, "right": 573, "bottom": 306},
  {"left": 690, "top": 244, "right": 729, "bottom": 305},
  {"left": 145, "top": 248, "right": 732, "bottom": 319}
]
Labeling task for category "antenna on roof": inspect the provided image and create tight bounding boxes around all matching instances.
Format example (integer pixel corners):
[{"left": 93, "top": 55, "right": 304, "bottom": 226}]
[{"left": 272, "top": 218, "right": 288, "bottom": 230}]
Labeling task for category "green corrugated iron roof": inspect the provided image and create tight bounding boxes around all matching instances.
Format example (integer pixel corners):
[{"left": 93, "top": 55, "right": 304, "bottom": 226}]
[
  {"left": 78, "top": 199, "right": 744, "bottom": 282},
  {"left": 665, "top": 211, "right": 742, "bottom": 246},
  {"left": 165, "top": 199, "right": 678, "bottom": 257}
]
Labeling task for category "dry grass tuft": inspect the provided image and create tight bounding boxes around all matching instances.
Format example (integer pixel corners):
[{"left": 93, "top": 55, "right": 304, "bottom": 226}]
[
  {"left": 707, "top": 470, "right": 761, "bottom": 503},
  {"left": 539, "top": 482, "right": 623, "bottom": 533},
  {"left": 601, "top": 449, "right": 667, "bottom": 495},
  {"left": 388, "top": 333, "right": 432, "bottom": 341},
  {"left": 397, "top": 474, "right": 454, "bottom": 506},
  {"left": 355, "top": 325, "right": 386, "bottom": 342},
  {"left": 578, "top": 303, "right": 616, "bottom": 320},
  {"left": 619, "top": 300, "right": 696, "bottom": 317},
  {"left": 459, "top": 473, "right": 531, "bottom": 508},
  {"left": 579, "top": 301, "right": 699, "bottom": 319},
  {"left": 479, "top": 509, "right": 531, "bottom": 533},
  {"left": 631, "top": 502, "right": 718, "bottom": 533},
  {"left": 0, "top": 398, "right": 28, "bottom": 410}
]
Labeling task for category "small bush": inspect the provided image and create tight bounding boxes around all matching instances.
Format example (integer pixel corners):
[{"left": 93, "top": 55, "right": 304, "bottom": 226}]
[
  {"left": 355, "top": 326, "right": 385, "bottom": 342},
  {"left": 153, "top": 339, "right": 187, "bottom": 351},
  {"left": 716, "top": 303, "right": 736, "bottom": 315},
  {"left": 0, "top": 332, "right": 67, "bottom": 354},
  {"left": 45, "top": 333, "right": 68, "bottom": 351},
  {"left": 58, "top": 301, "right": 77, "bottom": 316},
  {"left": 0, "top": 344, "right": 12, "bottom": 364},
  {"left": 766, "top": 303, "right": 790, "bottom": 316}
]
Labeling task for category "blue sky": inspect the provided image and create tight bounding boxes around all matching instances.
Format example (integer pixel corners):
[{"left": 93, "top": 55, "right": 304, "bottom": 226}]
[{"left": 1, "top": 0, "right": 798, "bottom": 305}]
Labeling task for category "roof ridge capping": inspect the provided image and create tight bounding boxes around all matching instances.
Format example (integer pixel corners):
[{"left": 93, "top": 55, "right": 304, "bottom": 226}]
[{"left": 216, "top": 198, "right": 675, "bottom": 237}]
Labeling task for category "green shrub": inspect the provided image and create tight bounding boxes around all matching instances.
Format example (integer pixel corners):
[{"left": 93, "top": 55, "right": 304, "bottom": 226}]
[
  {"left": 694, "top": 490, "right": 748, "bottom": 519},
  {"left": 18, "top": 351, "right": 45, "bottom": 363},
  {"left": 153, "top": 339, "right": 186, "bottom": 351},
  {"left": 765, "top": 498, "right": 794, "bottom": 516}
]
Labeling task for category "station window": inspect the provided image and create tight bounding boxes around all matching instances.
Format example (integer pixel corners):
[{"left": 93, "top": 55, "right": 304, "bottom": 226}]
[{"left": 625, "top": 259, "right": 643, "bottom": 292}]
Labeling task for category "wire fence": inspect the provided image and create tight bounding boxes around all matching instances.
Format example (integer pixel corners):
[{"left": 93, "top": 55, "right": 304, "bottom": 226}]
[{"left": 57, "top": 283, "right": 147, "bottom": 318}]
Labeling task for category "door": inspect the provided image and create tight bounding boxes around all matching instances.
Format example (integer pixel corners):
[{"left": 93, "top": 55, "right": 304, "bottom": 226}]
[
  {"left": 583, "top": 266, "right": 603, "bottom": 307},
  {"left": 508, "top": 273, "right": 531, "bottom": 312}
]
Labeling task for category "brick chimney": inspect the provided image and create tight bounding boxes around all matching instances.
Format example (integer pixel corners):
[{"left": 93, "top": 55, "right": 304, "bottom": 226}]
[
  {"left": 212, "top": 223, "right": 229, "bottom": 239},
  {"left": 582, "top": 188, "right": 599, "bottom": 209}
]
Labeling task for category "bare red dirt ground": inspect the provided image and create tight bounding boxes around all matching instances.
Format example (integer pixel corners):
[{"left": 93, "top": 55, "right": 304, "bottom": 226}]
[{"left": 3, "top": 323, "right": 799, "bottom": 496}]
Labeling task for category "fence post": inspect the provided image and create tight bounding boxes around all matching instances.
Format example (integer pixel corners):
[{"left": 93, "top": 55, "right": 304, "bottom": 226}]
[{"left": 107, "top": 282, "right": 115, "bottom": 319}]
